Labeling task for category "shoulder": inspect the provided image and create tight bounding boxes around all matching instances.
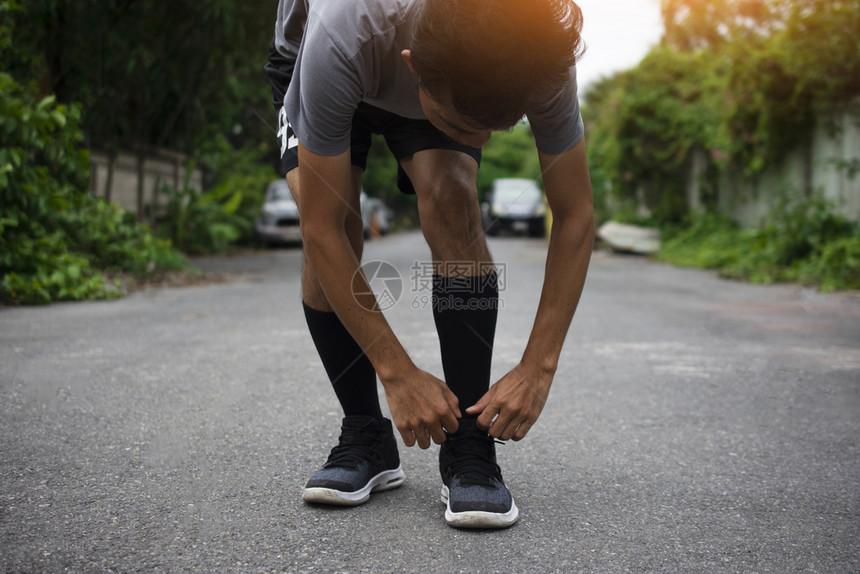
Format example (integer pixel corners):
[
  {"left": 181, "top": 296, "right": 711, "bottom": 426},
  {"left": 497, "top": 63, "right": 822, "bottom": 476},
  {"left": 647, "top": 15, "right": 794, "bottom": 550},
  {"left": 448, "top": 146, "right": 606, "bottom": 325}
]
[
  {"left": 307, "top": 0, "right": 419, "bottom": 59},
  {"left": 526, "top": 67, "right": 584, "bottom": 154},
  {"left": 528, "top": 67, "right": 579, "bottom": 114}
]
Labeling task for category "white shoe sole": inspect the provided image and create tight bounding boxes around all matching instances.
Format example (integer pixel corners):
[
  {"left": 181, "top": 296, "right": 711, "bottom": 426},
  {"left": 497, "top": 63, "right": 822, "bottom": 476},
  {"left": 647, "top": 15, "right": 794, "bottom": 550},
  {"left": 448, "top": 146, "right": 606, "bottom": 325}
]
[
  {"left": 440, "top": 485, "right": 519, "bottom": 528},
  {"left": 302, "top": 466, "right": 405, "bottom": 506}
]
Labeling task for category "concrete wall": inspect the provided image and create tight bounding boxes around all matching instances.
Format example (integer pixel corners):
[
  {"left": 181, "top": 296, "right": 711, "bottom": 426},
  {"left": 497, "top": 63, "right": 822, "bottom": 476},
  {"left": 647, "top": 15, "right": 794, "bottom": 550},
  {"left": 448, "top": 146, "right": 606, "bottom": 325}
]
[
  {"left": 687, "top": 103, "right": 860, "bottom": 226},
  {"left": 89, "top": 149, "right": 204, "bottom": 223}
]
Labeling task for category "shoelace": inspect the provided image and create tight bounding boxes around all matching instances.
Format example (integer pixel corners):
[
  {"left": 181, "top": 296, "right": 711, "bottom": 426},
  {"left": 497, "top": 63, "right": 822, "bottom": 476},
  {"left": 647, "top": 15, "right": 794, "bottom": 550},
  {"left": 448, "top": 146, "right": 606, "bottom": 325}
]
[
  {"left": 444, "top": 432, "right": 504, "bottom": 488},
  {"left": 325, "top": 424, "right": 384, "bottom": 470}
]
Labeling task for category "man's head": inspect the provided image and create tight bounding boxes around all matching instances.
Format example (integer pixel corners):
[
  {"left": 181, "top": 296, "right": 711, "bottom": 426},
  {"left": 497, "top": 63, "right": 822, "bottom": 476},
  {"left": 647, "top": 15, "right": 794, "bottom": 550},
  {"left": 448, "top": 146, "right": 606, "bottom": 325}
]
[{"left": 406, "top": 0, "right": 585, "bottom": 138}]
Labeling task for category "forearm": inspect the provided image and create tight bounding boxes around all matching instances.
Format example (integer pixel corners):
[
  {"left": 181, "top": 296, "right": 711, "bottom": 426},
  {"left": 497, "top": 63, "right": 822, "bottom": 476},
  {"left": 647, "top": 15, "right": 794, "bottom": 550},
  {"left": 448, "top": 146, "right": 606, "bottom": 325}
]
[
  {"left": 297, "top": 145, "right": 414, "bottom": 384},
  {"left": 439, "top": 139, "right": 593, "bottom": 439},
  {"left": 302, "top": 226, "right": 414, "bottom": 383},
  {"left": 521, "top": 208, "right": 594, "bottom": 373},
  {"left": 522, "top": 139, "right": 595, "bottom": 374}
]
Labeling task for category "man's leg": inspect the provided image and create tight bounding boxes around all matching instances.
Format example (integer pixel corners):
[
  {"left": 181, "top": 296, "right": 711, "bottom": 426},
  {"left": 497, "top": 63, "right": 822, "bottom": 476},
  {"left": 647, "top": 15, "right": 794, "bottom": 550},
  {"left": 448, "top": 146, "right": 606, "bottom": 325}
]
[
  {"left": 399, "top": 151, "right": 496, "bottom": 408},
  {"left": 400, "top": 150, "right": 518, "bottom": 529},
  {"left": 288, "top": 167, "right": 403, "bottom": 505}
]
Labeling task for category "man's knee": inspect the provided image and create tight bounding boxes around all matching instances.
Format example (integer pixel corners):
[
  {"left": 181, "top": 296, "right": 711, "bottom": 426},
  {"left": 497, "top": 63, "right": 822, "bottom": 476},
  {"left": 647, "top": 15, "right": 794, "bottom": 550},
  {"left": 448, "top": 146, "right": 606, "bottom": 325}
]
[
  {"left": 416, "top": 164, "right": 477, "bottom": 200},
  {"left": 415, "top": 171, "right": 487, "bottom": 260},
  {"left": 416, "top": 170, "right": 480, "bottom": 225}
]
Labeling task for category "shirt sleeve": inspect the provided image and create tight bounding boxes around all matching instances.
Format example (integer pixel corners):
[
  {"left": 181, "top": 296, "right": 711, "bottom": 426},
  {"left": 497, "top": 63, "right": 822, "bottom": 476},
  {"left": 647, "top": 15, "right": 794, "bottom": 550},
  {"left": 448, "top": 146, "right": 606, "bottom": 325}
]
[
  {"left": 526, "top": 66, "right": 585, "bottom": 155},
  {"left": 284, "top": 14, "right": 364, "bottom": 156}
]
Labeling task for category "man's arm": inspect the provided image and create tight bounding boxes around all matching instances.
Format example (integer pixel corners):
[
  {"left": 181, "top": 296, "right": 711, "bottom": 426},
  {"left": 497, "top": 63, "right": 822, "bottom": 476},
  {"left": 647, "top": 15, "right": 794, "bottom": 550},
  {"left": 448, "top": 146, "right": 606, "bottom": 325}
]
[
  {"left": 466, "top": 137, "right": 594, "bottom": 440},
  {"left": 297, "top": 144, "right": 461, "bottom": 448}
]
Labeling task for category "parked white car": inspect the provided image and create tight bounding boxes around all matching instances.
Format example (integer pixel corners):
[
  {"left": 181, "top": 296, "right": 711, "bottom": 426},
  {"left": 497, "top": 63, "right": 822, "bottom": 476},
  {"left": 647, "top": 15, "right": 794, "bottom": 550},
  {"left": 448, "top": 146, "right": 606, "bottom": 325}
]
[
  {"left": 481, "top": 178, "right": 546, "bottom": 237},
  {"left": 256, "top": 179, "right": 301, "bottom": 245}
]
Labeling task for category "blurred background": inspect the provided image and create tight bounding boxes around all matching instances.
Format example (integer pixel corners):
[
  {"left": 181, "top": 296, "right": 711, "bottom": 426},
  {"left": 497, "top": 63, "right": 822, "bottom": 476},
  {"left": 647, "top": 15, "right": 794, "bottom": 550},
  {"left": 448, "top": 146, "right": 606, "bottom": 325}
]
[{"left": 1, "top": 0, "right": 858, "bottom": 305}]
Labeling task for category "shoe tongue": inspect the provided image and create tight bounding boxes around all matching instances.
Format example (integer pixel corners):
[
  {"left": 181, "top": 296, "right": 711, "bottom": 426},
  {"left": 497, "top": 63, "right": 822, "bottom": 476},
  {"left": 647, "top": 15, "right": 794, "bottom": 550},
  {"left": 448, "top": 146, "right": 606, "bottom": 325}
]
[
  {"left": 444, "top": 419, "right": 501, "bottom": 485},
  {"left": 451, "top": 417, "right": 483, "bottom": 437},
  {"left": 458, "top": 471, "right": 497, "bottom": 488}
]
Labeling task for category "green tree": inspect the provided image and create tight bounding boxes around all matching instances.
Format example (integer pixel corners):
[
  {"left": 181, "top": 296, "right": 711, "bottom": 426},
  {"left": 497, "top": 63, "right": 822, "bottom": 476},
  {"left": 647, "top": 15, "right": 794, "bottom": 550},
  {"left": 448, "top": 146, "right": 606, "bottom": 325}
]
[
  {"left": 585, "top": 0, "right": 860, "bottom": 224},
  {"left": 6, "top": 0, "right": 277, "bottom": 155},
  {"left": 584, "top": 47, "right": 724, "bottom": 223},
  {"left": 661, "top": 0, "right": 782, "bottom": 51}
]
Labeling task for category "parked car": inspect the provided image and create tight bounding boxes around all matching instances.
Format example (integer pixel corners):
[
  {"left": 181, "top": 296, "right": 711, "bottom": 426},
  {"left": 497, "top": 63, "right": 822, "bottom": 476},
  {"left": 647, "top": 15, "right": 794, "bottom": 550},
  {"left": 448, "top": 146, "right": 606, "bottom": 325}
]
[
  {"left": 256, "top": 179, "right": 302, "bottom": 246},
  {"left": 361, "top": 191, "right": 392, "bottom": 239},
  {"left": 257, "top": 181, "right": 392, "bottom": 246},
  {"left": 482, "top": 178, "right": 546, "bottom": 237}
]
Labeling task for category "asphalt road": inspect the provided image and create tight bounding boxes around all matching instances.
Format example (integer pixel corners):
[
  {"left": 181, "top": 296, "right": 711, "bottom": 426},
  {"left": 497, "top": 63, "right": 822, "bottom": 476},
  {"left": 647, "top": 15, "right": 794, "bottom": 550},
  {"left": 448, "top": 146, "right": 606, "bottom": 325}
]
[{"left": 1, "top": 231, "right": 858, "bottom": 573}]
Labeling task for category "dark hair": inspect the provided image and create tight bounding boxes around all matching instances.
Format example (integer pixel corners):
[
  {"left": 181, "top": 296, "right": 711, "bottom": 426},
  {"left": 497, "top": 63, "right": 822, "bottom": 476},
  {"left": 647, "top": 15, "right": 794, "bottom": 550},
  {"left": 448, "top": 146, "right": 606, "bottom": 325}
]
[{"left": 411, "top": 0, "right": 585, "bottom": 130}]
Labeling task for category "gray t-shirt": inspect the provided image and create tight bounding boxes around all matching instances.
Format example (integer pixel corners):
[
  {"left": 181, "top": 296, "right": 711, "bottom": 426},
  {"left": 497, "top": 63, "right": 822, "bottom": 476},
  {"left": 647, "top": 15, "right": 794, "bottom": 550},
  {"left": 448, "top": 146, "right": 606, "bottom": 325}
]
[{"left": 273, "top": 0, "right": 584, "bottom": 156}]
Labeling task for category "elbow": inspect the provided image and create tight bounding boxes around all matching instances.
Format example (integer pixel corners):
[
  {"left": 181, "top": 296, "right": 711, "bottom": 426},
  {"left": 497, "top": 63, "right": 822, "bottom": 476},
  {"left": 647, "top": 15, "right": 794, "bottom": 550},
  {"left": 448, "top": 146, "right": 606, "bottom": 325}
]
[
  {"left": 300, "top": 217, "right": 356, "bottom": 267},
  {"left": 300, "top": 220, "right": 334, "bottom": 259},
  {"left": 553, "top": 204, "right": 594, "bottom": 234},
  {"left": 550, "top": 206, "right": 594, "bottom": 251}
]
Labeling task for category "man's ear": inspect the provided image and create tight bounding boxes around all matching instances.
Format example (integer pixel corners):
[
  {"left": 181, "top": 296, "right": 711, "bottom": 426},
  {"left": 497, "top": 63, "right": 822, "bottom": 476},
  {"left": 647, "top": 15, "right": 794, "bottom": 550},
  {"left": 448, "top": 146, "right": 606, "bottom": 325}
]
[{"left": 401, "top": 49, "right": 415, "bottom": 74}]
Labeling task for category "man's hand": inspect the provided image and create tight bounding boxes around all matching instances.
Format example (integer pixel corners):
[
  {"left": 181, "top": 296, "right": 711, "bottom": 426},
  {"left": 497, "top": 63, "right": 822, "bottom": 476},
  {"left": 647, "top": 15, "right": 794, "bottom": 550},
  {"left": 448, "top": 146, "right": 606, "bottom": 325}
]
[
  {"left": 466, "top": 363, "right": 554, "bottom": 441},
  {"left": 383, "top": 366, "right": 461, "bottom": 449}
]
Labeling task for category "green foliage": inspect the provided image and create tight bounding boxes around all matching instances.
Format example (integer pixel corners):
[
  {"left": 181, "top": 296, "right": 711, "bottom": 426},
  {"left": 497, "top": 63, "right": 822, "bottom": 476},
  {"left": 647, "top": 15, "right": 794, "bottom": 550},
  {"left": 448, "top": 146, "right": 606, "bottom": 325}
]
[
  {"left": 584, "top": 0, "right": 860, "bottom": 227},
  {"left": 155, "top": 137, "right": 278, "bottom": 254},
  {"left": 584, "top": 47, "right": 724, "bottom": 225},
  {"left": 659, "top": 197, "right": 860, "bottom": 292},
  {"left": 477, "top": 124, "right": 541, "bottom": 199},
  {"left": 0, "top": 64, "right": 185, "bottom": 305},
  {"left": 61, "top": 196, "right": 186, "bottom": 275},
  {"left": 197, "top": 135, "right": 276, "bottom": 246},
  {"left": 157, "top": 182, "right": 247, "bottom": 255},
  {"left": 2, "top": 232, "right": 109, "bottom": 304},
  {"left": 661, "top": 0, "right": 781, "bottom": 52},
  {"left": 360, "top": 135, "right": 420, "bottom": 230},
  {"left": 800, "top": 235, "right": 860, "bottom": 293},
  {"left": 362, "top": 135, "right": 401, "bottom": 200},
  {"left": 657, "top": 214, "right": 752, "bottom": 269}
]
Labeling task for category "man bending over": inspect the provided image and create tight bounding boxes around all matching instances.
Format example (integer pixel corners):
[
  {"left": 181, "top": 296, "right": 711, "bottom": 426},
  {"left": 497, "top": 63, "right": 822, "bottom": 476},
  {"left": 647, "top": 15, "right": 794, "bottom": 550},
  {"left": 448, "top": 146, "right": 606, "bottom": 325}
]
[{"left": 265, "top": 0, "right": 593, "bottom": 529}]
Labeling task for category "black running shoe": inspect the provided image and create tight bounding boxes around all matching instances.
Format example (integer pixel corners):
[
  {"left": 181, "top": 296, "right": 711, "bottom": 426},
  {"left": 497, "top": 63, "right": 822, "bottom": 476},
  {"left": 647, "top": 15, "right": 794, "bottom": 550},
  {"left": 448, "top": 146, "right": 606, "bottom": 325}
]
[
  {"left": 303, "top": 416, "right": 405, "bottom": 506},
  {"left": 439, "top": 418, "right": 519, "bottom": 528}
]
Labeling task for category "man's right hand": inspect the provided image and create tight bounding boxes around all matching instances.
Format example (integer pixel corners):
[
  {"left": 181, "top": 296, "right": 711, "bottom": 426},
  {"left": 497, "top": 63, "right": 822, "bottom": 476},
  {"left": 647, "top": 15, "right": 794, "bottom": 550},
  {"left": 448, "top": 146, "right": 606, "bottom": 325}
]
[{"left": 383, "top": 366, "right": 461, "bottom": 449}]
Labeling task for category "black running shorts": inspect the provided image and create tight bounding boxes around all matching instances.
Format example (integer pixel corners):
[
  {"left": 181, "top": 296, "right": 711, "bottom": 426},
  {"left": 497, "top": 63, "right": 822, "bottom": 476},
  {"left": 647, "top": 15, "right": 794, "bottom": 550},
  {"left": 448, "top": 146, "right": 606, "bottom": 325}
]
[{"left": 277, "top": 102, "right": 482, "bottom": 195}]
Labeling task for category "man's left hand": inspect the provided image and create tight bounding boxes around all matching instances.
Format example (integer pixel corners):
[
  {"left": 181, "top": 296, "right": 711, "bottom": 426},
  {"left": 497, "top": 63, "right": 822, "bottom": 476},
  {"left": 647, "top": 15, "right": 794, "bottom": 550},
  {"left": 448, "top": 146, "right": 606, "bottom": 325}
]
[{"left": 465, "top": 363, "right": 553, "bottom": 441}]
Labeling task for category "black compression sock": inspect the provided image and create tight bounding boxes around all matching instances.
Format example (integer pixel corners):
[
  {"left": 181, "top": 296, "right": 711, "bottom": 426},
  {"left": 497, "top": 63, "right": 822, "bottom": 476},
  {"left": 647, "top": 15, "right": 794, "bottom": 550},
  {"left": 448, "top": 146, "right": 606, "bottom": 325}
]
[
  {"left": 432, "top": 273, "right": 499, "bottom": 411},
  {"left": 302, "top": 302, "right": 384, "bottom": 420}
]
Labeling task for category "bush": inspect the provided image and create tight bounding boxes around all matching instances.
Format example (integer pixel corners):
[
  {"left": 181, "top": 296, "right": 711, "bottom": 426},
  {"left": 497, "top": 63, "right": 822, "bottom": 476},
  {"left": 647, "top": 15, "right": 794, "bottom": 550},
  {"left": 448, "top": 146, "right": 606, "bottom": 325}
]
[
  {"left": 585, "top": 47, "right": 724, "bottom": 225},
  {"left": 158, "top": 135, "right": 276, "bottom": 253},
  {"left": 801, "top": 235, "right": 860, "bottom": 292},
  {"left": 659, "top": 197, "right": 860, "bottom": 291},
  {"left": 0, "top": 70, "right": 186, "bottom": 305}
]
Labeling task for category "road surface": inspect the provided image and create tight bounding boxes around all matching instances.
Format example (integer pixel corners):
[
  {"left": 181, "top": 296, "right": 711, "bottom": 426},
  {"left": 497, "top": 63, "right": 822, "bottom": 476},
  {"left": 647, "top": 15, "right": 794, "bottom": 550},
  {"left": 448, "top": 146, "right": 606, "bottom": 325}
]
[{"left": 1, "top": 232, "right": 858, "bottom": 572}]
